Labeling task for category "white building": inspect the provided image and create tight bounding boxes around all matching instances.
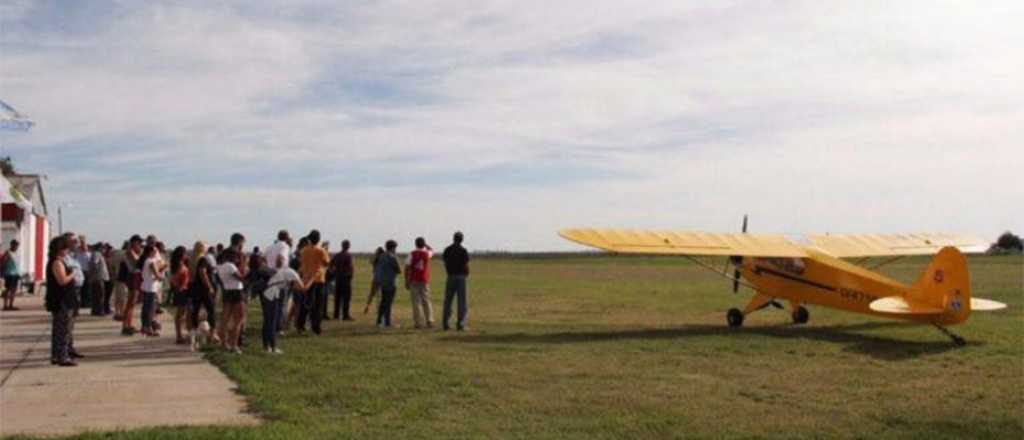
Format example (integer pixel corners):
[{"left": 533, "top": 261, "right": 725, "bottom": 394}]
[{"left": 1, "top": 174, "right": 50, "bottom": 290}]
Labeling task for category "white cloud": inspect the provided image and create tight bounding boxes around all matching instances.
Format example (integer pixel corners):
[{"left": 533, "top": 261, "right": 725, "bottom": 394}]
[{"left": 2, "top": 1, "right": 1022, "bottom": 250}]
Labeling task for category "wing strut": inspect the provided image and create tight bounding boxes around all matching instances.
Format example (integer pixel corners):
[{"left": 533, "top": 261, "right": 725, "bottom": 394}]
[{"left": 681, "top": 255, "right": 759, "bottom": 292}]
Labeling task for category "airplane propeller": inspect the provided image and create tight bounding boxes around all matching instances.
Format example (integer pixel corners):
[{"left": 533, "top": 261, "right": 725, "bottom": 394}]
[{"left": 729, "top": 214, "right": 748, "bottom": 293}]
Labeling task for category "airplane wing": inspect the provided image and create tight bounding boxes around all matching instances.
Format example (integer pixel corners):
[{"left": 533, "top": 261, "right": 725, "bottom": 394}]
[
  {"left": 558, "top": 228, "right": 808, "bottom": 257},
  {"left": 805, "top": 233, "right": 989, "bottom": 258}
]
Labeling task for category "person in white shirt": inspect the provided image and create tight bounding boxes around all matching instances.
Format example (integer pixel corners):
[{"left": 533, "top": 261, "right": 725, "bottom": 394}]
[
  {"left": 265, "top": 230, "right": 292, "bottom": 271},
  {"left": 139, "top": 245, "right": 165, "bottom": 337},
  {"left": 260, "top": 254, "right": 311, "bottom": 354},
  {"left": 216, "top": 249, "right": 248, "bottom": 353},
  {"left": 265, "top": 230, "right": 292, "bottom": 333}
]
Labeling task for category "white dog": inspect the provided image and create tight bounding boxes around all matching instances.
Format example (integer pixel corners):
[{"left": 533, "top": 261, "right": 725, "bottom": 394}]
[{"left": 190, "top": 321, "right": 212, "bottom": 352}]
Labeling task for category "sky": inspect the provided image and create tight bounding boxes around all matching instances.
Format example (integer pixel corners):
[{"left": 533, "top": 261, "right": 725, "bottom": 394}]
[{"left": 1, "top": 1, "right": 1021, "bottom": 252}]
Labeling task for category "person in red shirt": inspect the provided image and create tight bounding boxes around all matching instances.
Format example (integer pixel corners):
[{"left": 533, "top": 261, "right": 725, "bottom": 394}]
[{"left": 404, "top": 237, "right": 434, "bottom": 328}]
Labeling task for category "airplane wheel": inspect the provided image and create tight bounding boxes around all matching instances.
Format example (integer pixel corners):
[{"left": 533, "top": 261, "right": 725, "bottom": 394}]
[
  {"left": 727, "top": 308, "right": 744, "bottom": 327},
  {"left": 792, "top": 306, "right": 809, "bottom": 324}
]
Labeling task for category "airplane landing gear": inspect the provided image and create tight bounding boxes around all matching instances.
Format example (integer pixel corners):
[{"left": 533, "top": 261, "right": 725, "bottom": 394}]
[
  {"left": 791, "top": 306, "right": 809, "bottom": 324},
  {"left": 934, "top": 324, "right": 966, "bottom": 346},
  {"left": 727, "top": 308, "right": 744, "bottom": 327}
]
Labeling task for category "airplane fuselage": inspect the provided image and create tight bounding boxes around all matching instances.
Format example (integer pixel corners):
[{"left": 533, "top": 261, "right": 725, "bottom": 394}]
[{"left": 738, "top": 249, "right": 925, "bottom": 321}]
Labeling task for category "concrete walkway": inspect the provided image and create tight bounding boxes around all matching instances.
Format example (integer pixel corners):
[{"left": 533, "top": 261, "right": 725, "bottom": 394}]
[{"left": 0, "top": 294, "right": 259, "bottom": 437}]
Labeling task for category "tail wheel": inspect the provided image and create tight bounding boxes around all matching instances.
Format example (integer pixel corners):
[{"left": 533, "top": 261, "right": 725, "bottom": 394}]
[
  {"left": 727, "top": 308, "right": 744, "bottom": 327},
  {"left": 792, "top": 306, "right": 809, "bottom": 324}
]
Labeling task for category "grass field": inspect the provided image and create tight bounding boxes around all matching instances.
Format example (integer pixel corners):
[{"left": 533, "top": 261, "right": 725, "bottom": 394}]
[{"left": 21, "top": 254, "right": 1024, "bottom": 439}]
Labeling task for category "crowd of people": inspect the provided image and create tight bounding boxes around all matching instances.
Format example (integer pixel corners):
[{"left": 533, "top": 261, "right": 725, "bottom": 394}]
[{"left": 18, "top": 229, "right": 472, "bottom": 367}]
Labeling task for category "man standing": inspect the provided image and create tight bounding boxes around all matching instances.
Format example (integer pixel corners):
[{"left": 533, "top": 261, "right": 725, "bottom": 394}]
[
  {"left": 442, "top": 232, "right": 470, "bottom": 331},
  {"left": 64, "top": 234, "right": 86, "bottom": 318},
  {"left": 404, "top": 237, "right": 434, "bottom": 329},
  {"left": 265, "top": 230, "right": 291, "bottom": 272},
  {"left": 73, "top": 235, "right": 92, "bottom": 311},
  {"left": 2, "top": 240, "right": 20, "bottom": 311},
  {"left": 110, "top": 242, "right": 128, "bottom": 320},
  {"left": 331, "top": 240, "right": 355, "bottom": 321},
  {"left": 88, "top": 243, "right": 110, "bottom": 316},
  {"left": 265, "top": 230, "right": 292, "bottom": 332},
  {"left": 373, "top": 240, "right": 401, "bottom": 328},
  {"left": 298, "top": 230, "right": 330, "bottom": 335}
]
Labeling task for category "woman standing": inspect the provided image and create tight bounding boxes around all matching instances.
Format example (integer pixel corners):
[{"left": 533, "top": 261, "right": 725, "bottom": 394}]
[
  {"left": 46, "top": 236, "right": 78, "bottom": 367},
  {"left": 121, "top": 235, "right": 143, "bottom": 336},
  {"left": 188, "top": 242, "right": 217, "bottom": 343},
  {"left": 139, "top": 245, "right": 165, "bottom": 337},
  {"left": 261, "top": 254, "right": 312, "bottom": 354},
  {"left": 169, "top": 246, "right": 191, "bottom": 344},
  {"left": 216, "top": 248, "right": 248, "bottom": 353}
]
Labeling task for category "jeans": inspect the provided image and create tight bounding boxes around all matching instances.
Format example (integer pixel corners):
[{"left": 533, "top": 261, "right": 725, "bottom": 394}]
[
  {"left": 260, "top": 295, "right": 280, "bottom": 350},
  {"left": 443, "top": 276, "right": 469, "bottom": 329},
  {"left": 276, "top": 290, "right": 290, "bottom": 332},
  {"left": 309, "top": 283, "right": 325, "bottom": 333},
  {"left": 294, "top": 289, "right": 314, "bottom": 332},
  {"left": 377, "top": 286, "right": 396, "bottom": 327},
  {"left": 334, "top": 276, "right": 352, "bottom": 319},
  {"left": 140, "top": 291, "right": 156, "bottom": 330}
]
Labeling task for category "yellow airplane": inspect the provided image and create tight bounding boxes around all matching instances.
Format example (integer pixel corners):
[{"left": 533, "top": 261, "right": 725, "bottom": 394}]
[{"left": 559, "top": 217, "right": 1007, "bottom": 345}]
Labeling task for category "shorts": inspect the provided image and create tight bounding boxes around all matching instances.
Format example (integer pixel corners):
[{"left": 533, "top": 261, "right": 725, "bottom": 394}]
[
  {"left": 3, "top": 275, "right": 19, "bottom": 293},
  {"left": 113, "top": 282, "right": 129, "bottom": 304},
  {"left": 172, "top": 289, "right": 190, "bottom": 307},
  {"left": 130, "top": 273, "right": 143, "bottom": 291},
  {"left": 222, "top": 289, "right": 244, "bottom": 304}
]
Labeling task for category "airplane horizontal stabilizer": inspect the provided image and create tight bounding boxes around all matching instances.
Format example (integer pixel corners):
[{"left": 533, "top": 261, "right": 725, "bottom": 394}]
[
  {"left": 970, "top": 298, "right": 1008, "bottom": 311},
  {"left": 869, "top": 297, "right": 944, "bottom": 315}
]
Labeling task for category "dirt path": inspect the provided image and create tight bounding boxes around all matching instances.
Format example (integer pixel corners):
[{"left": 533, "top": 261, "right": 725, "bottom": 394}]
[{"left": 0, "top": 294, "right": 259, "bottom": 437}]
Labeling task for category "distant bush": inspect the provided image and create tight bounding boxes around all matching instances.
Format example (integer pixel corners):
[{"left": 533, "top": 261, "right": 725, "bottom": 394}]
[{"left": 988, "top": 231, "right": 1023, "bottom": 255}]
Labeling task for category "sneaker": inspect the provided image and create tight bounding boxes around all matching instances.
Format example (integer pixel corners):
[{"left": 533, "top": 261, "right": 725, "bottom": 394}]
[
  {"left": 272, "top": 348, "right": 284, "bottom": 355},
  {"left": 231, "top": 347, "right": 243, "bottom": 355}
]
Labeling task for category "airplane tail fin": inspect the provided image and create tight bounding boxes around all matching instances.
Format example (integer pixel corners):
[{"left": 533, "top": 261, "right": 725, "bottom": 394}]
[
  {"left": 870, "top": 247, "right": 1005, "bottom": 323},
  {"left": 907, "top": 246, "right": 973, "bottom": 323}
]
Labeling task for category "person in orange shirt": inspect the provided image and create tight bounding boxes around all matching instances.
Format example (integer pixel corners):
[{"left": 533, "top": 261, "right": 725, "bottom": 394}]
[{"left": 298, "top": 230, "right": 330, "bottom": 335}]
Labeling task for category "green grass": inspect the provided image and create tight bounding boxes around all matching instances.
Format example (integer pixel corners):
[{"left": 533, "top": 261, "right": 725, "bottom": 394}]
[{"left": 14, "top": 255, "right": 1024, "bottom": 439}]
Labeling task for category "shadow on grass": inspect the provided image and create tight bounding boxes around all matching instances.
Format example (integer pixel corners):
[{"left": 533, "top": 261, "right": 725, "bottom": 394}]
[{"left": 442, "top": 322, "right": 978, "bottom": 361}]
